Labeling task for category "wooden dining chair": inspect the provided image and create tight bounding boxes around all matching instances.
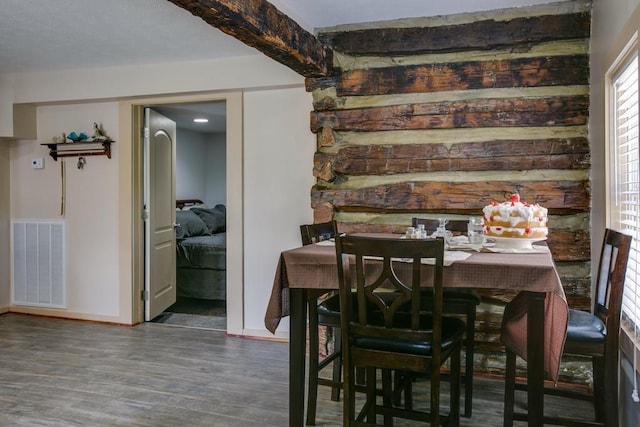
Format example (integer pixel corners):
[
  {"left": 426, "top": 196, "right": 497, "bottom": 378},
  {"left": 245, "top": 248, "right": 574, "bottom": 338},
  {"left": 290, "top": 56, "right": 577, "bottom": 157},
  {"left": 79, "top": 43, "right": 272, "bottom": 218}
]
[
  {"left": 300, "top": 221, "right": 341, "bottom": 426},
  {"left": 336, "top": 234, "right": 464, "bottom": 426},
  {"left": 410, "top": 217, "right": 480, "bottom": 417},
  {"left": 502, "top": 228, "right": 632, "bottom": 427}
]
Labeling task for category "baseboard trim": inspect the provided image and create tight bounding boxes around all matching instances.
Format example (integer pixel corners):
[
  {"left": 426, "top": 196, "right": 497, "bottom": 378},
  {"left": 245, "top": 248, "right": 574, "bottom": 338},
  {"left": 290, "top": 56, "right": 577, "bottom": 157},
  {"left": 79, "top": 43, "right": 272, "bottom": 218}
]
[
  {"left": 8, "top": 306, "right": 133, "bottom": 325},
  {"left": 240, "top": 328, "right": 288, "bottom": 342}
]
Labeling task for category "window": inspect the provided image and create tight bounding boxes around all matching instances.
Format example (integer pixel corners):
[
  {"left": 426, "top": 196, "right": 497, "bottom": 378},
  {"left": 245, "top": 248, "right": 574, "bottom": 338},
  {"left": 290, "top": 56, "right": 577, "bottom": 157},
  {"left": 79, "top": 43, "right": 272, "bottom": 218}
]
[{"left": 609, "top": 40, "right": 640, "bottom": 339}]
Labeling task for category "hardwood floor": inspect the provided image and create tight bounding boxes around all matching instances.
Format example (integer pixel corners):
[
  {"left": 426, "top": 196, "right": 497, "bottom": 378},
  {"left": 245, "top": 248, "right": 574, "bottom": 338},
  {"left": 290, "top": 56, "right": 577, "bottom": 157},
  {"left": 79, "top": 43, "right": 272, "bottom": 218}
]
[
  {"left": 152, "top": 297, "right": 227, "bottom": 331},
  {"left": 0, "top": 313, "right": 594, "bottom": 426}
]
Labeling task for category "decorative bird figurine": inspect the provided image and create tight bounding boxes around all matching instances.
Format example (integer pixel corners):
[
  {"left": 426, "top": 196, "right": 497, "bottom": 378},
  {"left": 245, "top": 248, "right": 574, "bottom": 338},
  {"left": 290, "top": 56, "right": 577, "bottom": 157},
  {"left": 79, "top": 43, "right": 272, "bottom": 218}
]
[{"left": 93, "top": 122, "right": 110, "bottom": 141}]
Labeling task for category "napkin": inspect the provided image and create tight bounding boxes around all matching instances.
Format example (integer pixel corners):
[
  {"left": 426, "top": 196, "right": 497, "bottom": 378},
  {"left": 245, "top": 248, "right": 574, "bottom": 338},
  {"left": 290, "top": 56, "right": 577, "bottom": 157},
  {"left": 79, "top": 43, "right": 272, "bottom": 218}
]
[{"left": 440, "top": 251, "right": 472, "bottom": 266}]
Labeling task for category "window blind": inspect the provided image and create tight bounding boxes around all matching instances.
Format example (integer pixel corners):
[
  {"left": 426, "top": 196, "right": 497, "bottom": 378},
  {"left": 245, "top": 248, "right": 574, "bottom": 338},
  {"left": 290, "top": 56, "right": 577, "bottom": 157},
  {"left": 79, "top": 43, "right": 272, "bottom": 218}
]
[{"left": 611, "top": 51, "right": 640, "bottom": 332}]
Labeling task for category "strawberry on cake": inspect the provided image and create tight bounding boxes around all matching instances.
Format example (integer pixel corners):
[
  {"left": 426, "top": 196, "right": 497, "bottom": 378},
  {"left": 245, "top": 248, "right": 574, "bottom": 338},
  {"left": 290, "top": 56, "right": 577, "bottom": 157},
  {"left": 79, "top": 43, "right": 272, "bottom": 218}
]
[{"left": 483, "top": 194, "right": 548, "bottom": 239}]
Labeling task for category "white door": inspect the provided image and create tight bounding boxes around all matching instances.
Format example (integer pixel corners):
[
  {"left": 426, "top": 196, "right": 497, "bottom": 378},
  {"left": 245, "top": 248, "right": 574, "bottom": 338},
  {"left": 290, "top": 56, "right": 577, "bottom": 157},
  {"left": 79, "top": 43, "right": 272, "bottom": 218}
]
[{"left": 144, "top": 108, "right": 177, "bottom": 321}]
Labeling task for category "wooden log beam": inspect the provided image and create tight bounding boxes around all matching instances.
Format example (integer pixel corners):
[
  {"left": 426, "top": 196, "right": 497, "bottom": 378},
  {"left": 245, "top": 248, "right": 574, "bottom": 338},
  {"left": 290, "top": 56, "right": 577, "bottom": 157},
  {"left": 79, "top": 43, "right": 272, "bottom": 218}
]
[
  {"left": 318, "top": 12, "right": 590, "bottom": 55},
  {"left": 311, "top": 180, "right": 590, "bottom": 213},
  {"left": 310, "top": 95, "right": 589, "bottom": 132},
  {"left": 306, "top": 55, "right": 588, "bottom": 97},
  {"left": 167, "top": 0, "right": 333, "bottom": 77},
  {"left": 318, "top": 138, "right": 590, "bottom": 176}
]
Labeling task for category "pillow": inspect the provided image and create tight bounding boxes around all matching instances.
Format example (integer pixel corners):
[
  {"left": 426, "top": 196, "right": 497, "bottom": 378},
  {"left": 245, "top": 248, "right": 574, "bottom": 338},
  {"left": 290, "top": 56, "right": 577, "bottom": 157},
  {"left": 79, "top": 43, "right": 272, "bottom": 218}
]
[
  {"left": 175, "top": 210, "right": 210, "bottom": 239},
  {"left": 191, "top": 207, "right": 226, "bottom": 234}
]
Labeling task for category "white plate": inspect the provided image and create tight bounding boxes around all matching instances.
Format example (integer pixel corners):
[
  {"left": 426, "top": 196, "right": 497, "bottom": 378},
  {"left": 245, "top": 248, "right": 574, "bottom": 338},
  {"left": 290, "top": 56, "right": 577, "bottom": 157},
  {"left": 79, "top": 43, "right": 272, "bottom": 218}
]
[{"left": 490, "top": 236, "right": 546, "bottom": 250}]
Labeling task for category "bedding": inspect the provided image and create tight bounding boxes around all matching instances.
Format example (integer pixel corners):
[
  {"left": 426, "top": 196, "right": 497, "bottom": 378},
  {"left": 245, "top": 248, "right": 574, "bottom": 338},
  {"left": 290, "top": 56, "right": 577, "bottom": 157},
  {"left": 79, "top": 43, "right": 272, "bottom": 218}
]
[
  {"left": 176, "top": 200, "right": 226, "bottom": 300},
  {"left": 191, "top": 206, "right": 226, "bottom": 234},
  {"left": 175, "top": 210, "right": 209, "bottom": 240}
]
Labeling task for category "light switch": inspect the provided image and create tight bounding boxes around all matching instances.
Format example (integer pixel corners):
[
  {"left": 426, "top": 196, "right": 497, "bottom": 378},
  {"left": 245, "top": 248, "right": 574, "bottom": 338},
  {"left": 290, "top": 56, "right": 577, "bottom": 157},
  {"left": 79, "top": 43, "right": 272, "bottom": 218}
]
[{"left": 31, "top": 158, "right": 44, "bottom": 169}]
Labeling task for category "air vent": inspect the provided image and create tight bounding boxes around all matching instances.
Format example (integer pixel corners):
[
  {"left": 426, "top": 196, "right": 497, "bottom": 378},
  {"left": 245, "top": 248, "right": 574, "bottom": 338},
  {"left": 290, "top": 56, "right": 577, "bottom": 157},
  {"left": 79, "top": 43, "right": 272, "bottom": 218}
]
[{"left": 11, "top": 221, "right": 65, "bottom": 308}]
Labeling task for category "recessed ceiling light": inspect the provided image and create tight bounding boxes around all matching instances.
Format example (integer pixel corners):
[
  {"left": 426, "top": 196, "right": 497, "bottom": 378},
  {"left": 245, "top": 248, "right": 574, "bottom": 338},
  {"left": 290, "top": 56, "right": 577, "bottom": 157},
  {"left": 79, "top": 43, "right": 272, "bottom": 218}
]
[{"left": 193, "top": 118, "right": 209, "bottom": 123}]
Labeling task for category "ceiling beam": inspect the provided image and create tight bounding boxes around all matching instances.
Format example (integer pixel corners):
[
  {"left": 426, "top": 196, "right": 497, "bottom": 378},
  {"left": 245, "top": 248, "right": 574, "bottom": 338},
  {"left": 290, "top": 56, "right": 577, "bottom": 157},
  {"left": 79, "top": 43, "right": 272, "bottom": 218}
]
[{"left": 168, "top": 0, "right": 334, "bottom": 78}]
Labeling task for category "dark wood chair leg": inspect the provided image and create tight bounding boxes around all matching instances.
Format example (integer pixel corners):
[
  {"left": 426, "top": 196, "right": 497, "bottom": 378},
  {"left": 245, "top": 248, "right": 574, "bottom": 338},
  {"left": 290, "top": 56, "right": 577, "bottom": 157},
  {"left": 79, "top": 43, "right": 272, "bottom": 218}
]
[
  {"left": 463, "top": 305, "right": 476, "bottom": 418},
  {"left": 391, "top": 371, "right": 412, "bottom": 409},
  {"left": 503, "top": 349, "right": 516, "bottom": 427},
  {"left": 306, "top": 294, "right": 320, "bottom": 426},
  {"left": 356, "top": 366, "right": 365, "bottom": 385},
  {"left": 366, "top": 368, "right": 377, "bottom": 424},
  {"left": 450, "top": 343, "right": 462, "bottom": 427},
  {"left": 602, "top": 348, "right": 621, "bottom": 427},
  {"left": 592, "top": 355, "right": 605, "bottom": 422},
  {"left": 330, "top": 327, "right": 342, "bottom": 401},
  {"left": 382, "top": 368, "right": 393, "bottom": 426},
  {"left": 404, "top": 373, "right": 413, "bottom": 410},
  {"left": 392, "top": 371, "right": 403, "bottom": 406},
  {"left": 431, "top": 366, "right": 441, "bottom": 426}
]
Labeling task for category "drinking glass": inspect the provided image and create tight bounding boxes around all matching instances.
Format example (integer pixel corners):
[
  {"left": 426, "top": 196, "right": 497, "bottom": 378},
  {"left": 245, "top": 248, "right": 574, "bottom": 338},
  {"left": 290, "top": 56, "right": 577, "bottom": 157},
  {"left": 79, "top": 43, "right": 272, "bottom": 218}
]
[{"left": 468, "top": 217, "right": 484, "bottom": 245}]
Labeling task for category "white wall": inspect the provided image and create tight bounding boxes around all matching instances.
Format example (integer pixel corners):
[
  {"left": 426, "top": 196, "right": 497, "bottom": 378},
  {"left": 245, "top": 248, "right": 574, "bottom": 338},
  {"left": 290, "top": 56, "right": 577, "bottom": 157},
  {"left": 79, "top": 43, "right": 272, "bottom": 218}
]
[
  {"left": 205, "top": 133, "right": 226, "bottom": 207},
  {"left": 1, "top": 53, "right": 313, "bottom": 331},
  {"left": 243, "top": 87, "right": 316, "bottom": 336},
  {"left": 176, "top": 128, "right": 208, "bottom": 201},
  {"left": 176, "top": 129, "right": 227, "bottom": 207},
  {"left": 0, "top": 75, "right": 14, "bottom": 137},
  {"left": 10, "top": 103, "right": 121, "bottom": 319},
  {"left": 0, "top": 141, "right": 9, "bottom": 311}
]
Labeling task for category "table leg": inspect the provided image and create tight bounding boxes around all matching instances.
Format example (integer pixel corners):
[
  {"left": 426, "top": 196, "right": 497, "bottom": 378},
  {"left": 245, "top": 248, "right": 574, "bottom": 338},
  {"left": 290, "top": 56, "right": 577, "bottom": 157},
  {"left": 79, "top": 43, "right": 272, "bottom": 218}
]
[
  {"left": 290, "top": 288, "right": 307, "bottom": 427},
  {"left": 527, "top": 291, "right": 545, "bottom": 427}
]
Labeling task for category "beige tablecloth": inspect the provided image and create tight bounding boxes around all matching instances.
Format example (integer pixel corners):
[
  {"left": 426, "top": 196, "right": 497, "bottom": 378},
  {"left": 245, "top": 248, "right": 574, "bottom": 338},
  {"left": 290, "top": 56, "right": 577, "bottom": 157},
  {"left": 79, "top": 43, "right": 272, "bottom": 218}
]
[{"left": 264, "top": 240, "right": 568, "bottom": 381}]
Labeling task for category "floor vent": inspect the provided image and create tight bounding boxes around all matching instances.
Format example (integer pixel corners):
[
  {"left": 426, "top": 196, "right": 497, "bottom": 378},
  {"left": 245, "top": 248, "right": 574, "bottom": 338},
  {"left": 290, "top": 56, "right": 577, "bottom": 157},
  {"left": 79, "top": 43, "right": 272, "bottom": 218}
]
[{"left": 11, "top": 221, "right": 66, "bottom": 308}]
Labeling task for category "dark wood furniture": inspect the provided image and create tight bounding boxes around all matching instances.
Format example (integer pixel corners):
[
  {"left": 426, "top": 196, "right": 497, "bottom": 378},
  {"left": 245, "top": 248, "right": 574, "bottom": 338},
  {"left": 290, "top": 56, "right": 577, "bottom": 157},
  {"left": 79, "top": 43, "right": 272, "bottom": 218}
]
[
  {"left": 41, "top": 139, "right": 114, "bottom": 160},
  {"left": 299, "top": 221, "right": 340, "bottom": 425},
  {"left": 266, "top": 236, "right": 567, "bottom": 427},
  {"left": 336, "top": 234, "right": 464, "bottom": 426},
  {"left": 176, "top": 198, "right": 206, "bottom": 209},
  {"left": 503, "top": 228, "right": 632, "bottom": 427},
  {"left": 412, "top": 217, "right": 480, "bottom": 417}
]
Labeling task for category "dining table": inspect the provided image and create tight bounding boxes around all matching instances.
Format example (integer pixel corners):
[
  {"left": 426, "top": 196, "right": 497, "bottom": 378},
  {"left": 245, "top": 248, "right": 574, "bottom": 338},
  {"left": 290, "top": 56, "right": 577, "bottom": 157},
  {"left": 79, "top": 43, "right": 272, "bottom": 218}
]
[{"left": 264, "top": 234, "right": 568, "bottom": 427}]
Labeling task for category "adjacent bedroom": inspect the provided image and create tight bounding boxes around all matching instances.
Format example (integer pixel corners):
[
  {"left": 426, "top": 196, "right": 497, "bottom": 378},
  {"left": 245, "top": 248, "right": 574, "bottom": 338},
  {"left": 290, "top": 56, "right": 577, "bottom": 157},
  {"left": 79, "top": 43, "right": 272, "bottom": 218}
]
[{"left": 151, "top": 101, "right": 228, "bottom": 331}]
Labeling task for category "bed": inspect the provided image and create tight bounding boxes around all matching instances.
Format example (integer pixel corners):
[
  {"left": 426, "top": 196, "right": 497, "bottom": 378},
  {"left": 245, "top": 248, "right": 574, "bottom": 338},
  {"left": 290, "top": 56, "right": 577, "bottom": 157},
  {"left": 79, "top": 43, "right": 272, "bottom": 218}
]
[{"left": 175, "top": 199, "right": 226, "bottom": 300}]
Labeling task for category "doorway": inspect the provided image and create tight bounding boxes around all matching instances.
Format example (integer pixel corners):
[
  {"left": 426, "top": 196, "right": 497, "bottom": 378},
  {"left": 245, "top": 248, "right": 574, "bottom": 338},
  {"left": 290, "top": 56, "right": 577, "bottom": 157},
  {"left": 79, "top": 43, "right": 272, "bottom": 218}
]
[
  {"left": 123, "top": 92, "right": 244, "bottom": 334},
  {"left": 149, "top": 101, "right": 228, "bottom": 330}
]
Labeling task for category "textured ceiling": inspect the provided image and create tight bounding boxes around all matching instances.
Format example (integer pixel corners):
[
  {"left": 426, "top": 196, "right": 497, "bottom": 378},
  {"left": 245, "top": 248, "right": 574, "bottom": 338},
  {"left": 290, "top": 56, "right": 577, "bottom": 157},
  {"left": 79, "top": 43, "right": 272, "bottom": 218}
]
[
  {"left": 0, "top": 0, "right": 257, "bottom": 74},
  {"left": 0, "top": 0, "right": 572, "bottom": 75}
]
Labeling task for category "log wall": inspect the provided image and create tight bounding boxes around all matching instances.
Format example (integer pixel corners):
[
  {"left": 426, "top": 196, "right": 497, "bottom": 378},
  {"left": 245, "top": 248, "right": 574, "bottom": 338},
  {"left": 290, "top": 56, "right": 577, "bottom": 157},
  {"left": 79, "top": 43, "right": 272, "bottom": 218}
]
[{"left": 305, "top": 1, "right": 592, "bottom": 372}]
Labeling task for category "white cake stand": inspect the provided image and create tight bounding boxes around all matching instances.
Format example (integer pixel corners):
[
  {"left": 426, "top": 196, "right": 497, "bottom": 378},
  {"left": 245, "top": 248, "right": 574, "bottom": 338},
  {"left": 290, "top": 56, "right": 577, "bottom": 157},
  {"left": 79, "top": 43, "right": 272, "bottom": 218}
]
[{"left": 491, "top": 236, "right": 547, "bottom": 250}]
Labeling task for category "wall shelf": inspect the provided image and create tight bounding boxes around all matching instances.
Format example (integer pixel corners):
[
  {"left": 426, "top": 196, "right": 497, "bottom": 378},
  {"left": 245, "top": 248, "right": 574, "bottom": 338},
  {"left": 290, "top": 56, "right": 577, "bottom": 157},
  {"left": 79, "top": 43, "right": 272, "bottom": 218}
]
[{"left": 41, "top": 140, "right": 114, "bottom": 161}]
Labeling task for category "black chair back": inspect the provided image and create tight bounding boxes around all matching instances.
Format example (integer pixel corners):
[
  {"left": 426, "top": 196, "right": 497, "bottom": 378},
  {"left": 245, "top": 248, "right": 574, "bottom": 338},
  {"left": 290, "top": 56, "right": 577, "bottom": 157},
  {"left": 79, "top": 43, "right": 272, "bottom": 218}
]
[
  {"left": 337, "top": 235, "right": 444, "bottom": 336},
  {"left": 300, "top": 221, "right": 336, "bottom": 246}
]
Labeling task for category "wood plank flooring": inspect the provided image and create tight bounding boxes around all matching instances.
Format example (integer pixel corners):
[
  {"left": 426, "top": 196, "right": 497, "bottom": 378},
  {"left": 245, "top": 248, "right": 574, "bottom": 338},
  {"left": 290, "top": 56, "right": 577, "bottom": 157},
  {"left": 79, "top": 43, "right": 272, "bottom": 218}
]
[{"left": 0, "top": 313, "right": 594, "bottom": 426}]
